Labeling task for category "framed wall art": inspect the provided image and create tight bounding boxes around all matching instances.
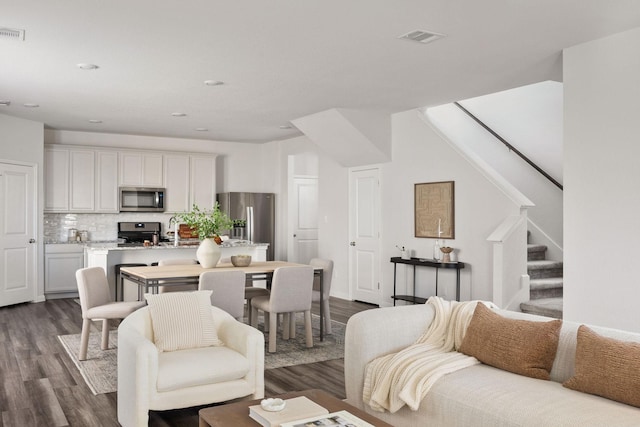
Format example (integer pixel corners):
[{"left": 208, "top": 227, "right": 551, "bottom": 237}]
[{"left": 414, "top": 181, "right": 455, "bottom": 239}]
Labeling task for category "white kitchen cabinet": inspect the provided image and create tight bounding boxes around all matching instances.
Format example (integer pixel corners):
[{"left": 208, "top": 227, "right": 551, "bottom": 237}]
[
  {"left": 164, "top": 154, "right": 191, "bottom": 213},
  {"left": 69, "top": 150, "right": 95, "bottom": 211},
  {"left": 95, "top": 151, "right": 119, "bottom": 212},
  {"left": 119, "top": 152, "right": 164, "bottom": 187},
  {"left": 45, "top": 244, "right": 84, "bottom": 296},
  {"left": 190, "top": 155, "right": 217, "bottom": 209},
  {"left": 44, "top": 147, "right": 70, "bottom": 211}
]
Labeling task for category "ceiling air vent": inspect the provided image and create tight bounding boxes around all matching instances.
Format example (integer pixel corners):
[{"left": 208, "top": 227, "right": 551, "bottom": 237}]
[
  {"left": 398, "top": 29, "right": 444, "bottom": 44},
  {"left": 0, "top": 27, "right": 25, "bottom": 41}
]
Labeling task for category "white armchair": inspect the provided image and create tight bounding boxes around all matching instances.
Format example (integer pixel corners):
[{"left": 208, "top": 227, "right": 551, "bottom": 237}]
[{"left": 117, "top": 303, "right": 264, "bottom": 427}]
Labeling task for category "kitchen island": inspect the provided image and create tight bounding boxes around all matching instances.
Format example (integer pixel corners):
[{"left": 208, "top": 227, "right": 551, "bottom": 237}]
[{"left": 86, "top": 241, "right": 269, "bottom": 300}]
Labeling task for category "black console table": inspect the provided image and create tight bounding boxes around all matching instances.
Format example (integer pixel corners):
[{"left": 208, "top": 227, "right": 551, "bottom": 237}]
[{"left": 390, "top": 257, "right": 465, "bottom": 304}]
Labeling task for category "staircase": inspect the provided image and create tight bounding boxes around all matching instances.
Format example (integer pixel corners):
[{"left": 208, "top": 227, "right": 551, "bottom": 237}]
[{"left": 519, "top": 243, "right": 563, "bottom": 318}]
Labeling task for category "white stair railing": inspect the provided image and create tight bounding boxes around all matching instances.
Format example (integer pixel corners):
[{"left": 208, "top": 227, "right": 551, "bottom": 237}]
[{"left": 487, "top": 211, "right": 530, "bottom": 311}]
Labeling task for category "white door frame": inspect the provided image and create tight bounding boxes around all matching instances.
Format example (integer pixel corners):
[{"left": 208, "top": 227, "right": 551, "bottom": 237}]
[
  {"left": 0, "top": 159, "right": 39, "bottom": 306},
  {"left": 348, "top": 166, "right": 381, "bottom": 305}
]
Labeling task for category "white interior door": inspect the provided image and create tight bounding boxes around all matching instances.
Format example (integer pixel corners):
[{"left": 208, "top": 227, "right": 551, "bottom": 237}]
[
  {"left": 290, "top": 177, "right": 318, "bottom": 264},
  {"left": 0, "top": 162, "right": 36, "bottom": 307},
  {"left": 349, "top": 167, "right": 380, "bottom": 304}
]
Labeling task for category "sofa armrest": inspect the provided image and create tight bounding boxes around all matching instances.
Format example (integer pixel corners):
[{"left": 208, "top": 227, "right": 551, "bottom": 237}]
[
  {"left": 118, "top": 309, "right": 159, "bottom": 427},
  {"left": 216, "top": 316, "right": 265, "bottom": 399},
  {"left": 344, "top": 304, "right": 435, "bottom": 409}
]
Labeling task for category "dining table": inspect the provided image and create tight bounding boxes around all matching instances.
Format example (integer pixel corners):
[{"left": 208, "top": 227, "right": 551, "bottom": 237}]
[{"left": 119, "top": 260, "right": 327, "bottom": 340}]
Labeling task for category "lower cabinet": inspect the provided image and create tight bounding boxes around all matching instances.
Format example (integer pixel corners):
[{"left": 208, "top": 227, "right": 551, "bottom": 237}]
[{"left": 45, "top": 244, "right": 85, "bottom": 297}]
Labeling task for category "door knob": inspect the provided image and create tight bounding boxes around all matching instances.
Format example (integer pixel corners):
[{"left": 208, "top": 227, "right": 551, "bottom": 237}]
[
  {"left": 29, "top": 238, "right": 36, "bottom": 243},
  {"left": 350, "top": 241, "right": 356, "bottom": 246}
]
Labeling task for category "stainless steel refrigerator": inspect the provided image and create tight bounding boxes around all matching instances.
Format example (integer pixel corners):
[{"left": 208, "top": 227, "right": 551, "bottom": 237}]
[{"left": 217, "top": 192, "right": 275, "bottom": 261}]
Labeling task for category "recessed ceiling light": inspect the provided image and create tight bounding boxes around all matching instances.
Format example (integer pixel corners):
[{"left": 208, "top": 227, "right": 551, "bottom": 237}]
[
  {"left": 204, "top": 80, "right": 224, "bottom": 86},
  {"left": 23, "top": 103, "right": 39, "bottom": 108},
  {"left": 77, "top": 63, "right": 99, "bottom": 70},
  {"left": 88, "top": 119, "right": 102, "bottom": 123},
  {"left": 171, "top": 112, "right": 187, "bottom": 117},
  {"left": 195, "top": 127, "right": 209, "bottom": 132},
  {"left": 0, "top": 100, "right": 10, "bottom": 106},
  {"left": 279, "top": 124, "right": 292, "bottom": 129}
]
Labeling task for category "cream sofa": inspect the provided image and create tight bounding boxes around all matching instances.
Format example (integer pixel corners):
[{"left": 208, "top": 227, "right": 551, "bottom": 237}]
[
  {"left": 345, "top": 304, "right": 640, "bottom": 427},
  {"left": 117, "top": 305, "right": 264, "bottom": 427}
]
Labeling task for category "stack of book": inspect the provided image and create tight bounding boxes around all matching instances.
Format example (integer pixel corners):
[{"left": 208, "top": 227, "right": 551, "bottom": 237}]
[{"left": 248, "top": 396, "right": 328, "bottom": 427}]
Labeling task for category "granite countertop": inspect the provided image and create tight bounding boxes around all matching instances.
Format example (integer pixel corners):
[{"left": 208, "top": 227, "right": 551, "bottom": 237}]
[{"left": 85, "top": 240, "right": 269, "bottom": 251}]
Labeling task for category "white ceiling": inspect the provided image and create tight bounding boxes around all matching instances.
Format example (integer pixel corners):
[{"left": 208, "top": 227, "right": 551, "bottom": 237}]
[{"left": 2, "top": 1, "right": 640, "bottom": 143}]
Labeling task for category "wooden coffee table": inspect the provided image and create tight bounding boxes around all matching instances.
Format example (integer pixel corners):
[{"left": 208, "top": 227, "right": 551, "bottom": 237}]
[{"left": 198, "top": 389, "right": 393, "bottom": 427}]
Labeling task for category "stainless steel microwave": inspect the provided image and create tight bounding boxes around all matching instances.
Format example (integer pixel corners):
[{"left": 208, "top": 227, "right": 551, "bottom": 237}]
[{"left": 119, "top": 187, "right": 165, "bottom": 212}]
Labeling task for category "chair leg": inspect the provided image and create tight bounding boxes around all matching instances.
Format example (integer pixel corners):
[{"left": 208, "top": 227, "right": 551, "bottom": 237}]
[
  {"left": 268, "top": 311, "right": 278, "bottom": 353},
  {"left": 250, "top": 306, "right": 259, "bottom": 328},
  {"left": 264, "top": 312, "right": 270, "bottom": 332},
  {"left": 101, "top": 319, "right": 110, "bottom": 350},
  {"left": 289, "top": 312, "right": 296, "bottom": 339},
  {"left": 322, "top": 299, "right": 332, "bottom": 334},
  {"left": 282, "top": 313, "right": 290, "bottom": 340},
  {"left": 304, "top": 310, "right": 313, "bottom": 348},
  {"left": 79, "top": 318, "right": 91, "bottom": 361}
]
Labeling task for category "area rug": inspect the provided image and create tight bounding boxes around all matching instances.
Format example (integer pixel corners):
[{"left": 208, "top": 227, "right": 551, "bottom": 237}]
[{"left": 57, "top": 314, "right": 345, "bottom": 395}]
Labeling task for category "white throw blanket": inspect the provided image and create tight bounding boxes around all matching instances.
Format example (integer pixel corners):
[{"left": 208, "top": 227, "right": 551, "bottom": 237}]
[{"left": 362, "top": 296, "right": 495, "bottom": 413}]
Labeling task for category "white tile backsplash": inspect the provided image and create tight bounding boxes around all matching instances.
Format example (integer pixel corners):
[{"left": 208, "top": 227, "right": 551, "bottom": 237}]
[{"left": 44, "top": 212, "right": 176, "bottom": 242}]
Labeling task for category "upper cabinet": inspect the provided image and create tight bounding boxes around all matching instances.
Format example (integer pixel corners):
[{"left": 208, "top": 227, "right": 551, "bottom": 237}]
[
  {"left": 164, "top": 154, "right": 217, "bottom": 213},
  {"left": 95, "top": 151, "right": 119, "bottom": 213},
  {"left": 44, "top": 145, "right": 216, "bottom": 214},
  {"left": 190, "top": 156, "right": 216, "bottom": 209},
  {"left": 119, "top": 152, "right": 163, "bottom": 187},
  {"left": 69, "top": 150, "right": 95, "bottom": 211},
  {"left": 44, "top": 147, "right": 70, "bottom": 211},
  {"left": 45, "top": 146, "right": 119, "bottom": 213},
  {"left": 164, "top": 154, "right": 191, "bottom": 213}
]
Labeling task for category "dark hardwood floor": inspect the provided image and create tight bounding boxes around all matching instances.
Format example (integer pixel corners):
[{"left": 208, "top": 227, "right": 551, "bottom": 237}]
[{"left": 0, "top": 297, "right": 375, "bottom": 426}]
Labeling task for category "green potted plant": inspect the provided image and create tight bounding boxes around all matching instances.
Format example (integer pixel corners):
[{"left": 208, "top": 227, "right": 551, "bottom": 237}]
[{"left": 175, "top": 202, "right": 233, "bottom": 267}]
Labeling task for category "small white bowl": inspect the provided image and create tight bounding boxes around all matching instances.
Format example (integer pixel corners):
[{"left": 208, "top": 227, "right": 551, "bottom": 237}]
[{"left": 260, "top": 398, "right": 286, "bottom": 412}]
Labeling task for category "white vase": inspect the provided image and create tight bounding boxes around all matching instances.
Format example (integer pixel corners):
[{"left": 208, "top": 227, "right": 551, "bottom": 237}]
[{"left": 196, "top": 238, "right": 222, "bottom": 268}]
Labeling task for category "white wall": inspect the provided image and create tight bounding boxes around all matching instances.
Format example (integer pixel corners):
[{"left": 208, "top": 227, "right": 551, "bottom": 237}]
[
  {"left": 563, "top": 27, "right": 640, "bottom": 332},
  {"left": 427, "top": 82, "right": 564, "bottom": 251},
  {"left": 0, "top": 114, "right": 45, "bottom": 301},
  {"left": 379, "top": 110, "right": 523, "bottom": 305},
  {"left": 274, "top": 136, "right": 350, "bottom": 298}
]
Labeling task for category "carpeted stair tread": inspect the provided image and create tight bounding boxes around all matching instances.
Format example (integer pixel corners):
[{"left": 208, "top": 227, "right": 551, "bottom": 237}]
[
  {"left": 527, "top": 260, "right": 563, "bottom": 279},
  {"left": 527, "top": 244, "right": 547, "bottom": 261},
  {"left": 520, "top": 297, "right": 563, "bottom": 319},
  {"left": 530, "top": 277, "right": 564, "bottom": 289},
  {"left": 527, "top": 260, "right": 563, "bottom": 269},
  {"left": 530, "top": 278, "right": 563, "bottom": 299}
]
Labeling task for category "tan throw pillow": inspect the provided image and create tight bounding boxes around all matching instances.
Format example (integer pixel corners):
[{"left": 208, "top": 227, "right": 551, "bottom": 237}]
[
  {"left": 459, "top": 302, "right": 562, "bottom": 380},
  {"left": 563, "top": 325, "right": 640, "bottom": 408},
  {"left": 145, "top": 290, "right": 223, "bottom": 352}
]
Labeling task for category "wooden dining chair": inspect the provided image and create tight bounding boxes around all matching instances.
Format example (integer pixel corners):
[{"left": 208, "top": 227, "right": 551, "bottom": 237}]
[{"left": 250, "top": 266, "right": 314, "bottom": 353}]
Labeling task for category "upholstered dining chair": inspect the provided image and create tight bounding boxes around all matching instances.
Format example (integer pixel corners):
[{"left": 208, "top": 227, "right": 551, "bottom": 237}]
[
  {"left": 244, "top": 286, "right": 270, "bottom": 325},
  {"left": 198, "top": 270, "right": 246, "bottom": 321},
  {"left": 75, "top": 267, "right": 145, "bottom": 361},
  {"left": 157, "top": 258, "right": 198, "bottom": 293},
  {"left": 250, "top": 265, "right": 314, "bottom": 353},
  {"left": 310, "top": 258, "right": 334, "bottom": 334}
]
